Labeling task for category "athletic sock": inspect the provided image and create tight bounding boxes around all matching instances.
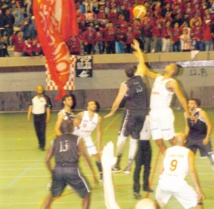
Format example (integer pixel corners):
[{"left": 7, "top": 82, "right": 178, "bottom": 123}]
[
  {"left": 116, "top": 134, "right": 127, "bottom": 155},
  {"left": 208, "top": 152, "right": 214, "bottom": 165},
  {"left": 95, "top": 161, "right": 103, "bottom": 178},
  {"left": 128, "top": 138, "right": 138, "bottom": 161}
]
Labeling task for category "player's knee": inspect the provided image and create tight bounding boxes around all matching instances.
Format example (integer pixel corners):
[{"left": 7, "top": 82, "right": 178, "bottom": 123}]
[{"left": 117, "top": 134, "right": 127, "bottom": 145}]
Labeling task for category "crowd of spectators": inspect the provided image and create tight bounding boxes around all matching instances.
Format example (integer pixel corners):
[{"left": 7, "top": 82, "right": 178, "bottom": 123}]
[{"left": 0, "top": 0, "right": 214, "bottom": 57}]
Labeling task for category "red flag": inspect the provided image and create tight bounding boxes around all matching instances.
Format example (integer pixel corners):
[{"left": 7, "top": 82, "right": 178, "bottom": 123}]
[{"left": 33, "top": 0, "right": 78, "bottom": 102}]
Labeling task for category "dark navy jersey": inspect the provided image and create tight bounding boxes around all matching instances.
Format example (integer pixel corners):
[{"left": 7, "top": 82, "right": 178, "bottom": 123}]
[
  {"left": 52, "top": 134, "right": 80, "bottom": 167},
  {"left": 124, "top": 75, "right": 147, "bottom": 111},
  {"left": 187, "top": 108, "right": 207, "bottom": 140}
]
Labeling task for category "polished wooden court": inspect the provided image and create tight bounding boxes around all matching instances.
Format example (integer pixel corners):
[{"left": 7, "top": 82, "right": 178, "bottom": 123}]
[{"left": 0, "top": 110, "right": 213, "bottom": 209}]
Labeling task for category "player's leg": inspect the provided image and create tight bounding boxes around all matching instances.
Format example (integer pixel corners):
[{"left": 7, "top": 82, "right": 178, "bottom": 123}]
[
  {"left": 133, "top": 140, "right": 143, "bottom": 199},
  {"left": 160, "top": 108, "right": 175, "bottom": 149},
  {"left": 124, "top": 113, "right": 145, "bottom": 174},
  {"left": 44, "top": 168, "right": 66, "bottom": 208},
  {"left": 84, "top": 137, "right": 103, "bottom": 180},
  {"left": 82, "top": 193, "right": 90, "bottom": 209},
  {"left": 67, "top": 168, "right": 91, "bottom": 209},
  {"left": 43, "top": 193, "right": 53, "bottom": 209},
  {"left": 199, "top": 140, "right": 214, "bottom": 167},
  {"left": 175, "top": 182, "right": 202, "bottom": 209},
  {"left": 149, "top": 110, "right": 167, "bottom": 154},
  {"left": 142, "top": 140, "right": 153, "bottom": 192},
  {"left": 113, "top": 111, "right": 129, "bottom": 172},
  {"left": 155, "top": 183, "right": 172, "bottom": 207}
]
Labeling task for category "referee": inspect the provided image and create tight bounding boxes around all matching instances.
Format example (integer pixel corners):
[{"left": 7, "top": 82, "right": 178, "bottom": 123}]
[{"left": 27, "top": 85, "right": 52, "bottom": 151}]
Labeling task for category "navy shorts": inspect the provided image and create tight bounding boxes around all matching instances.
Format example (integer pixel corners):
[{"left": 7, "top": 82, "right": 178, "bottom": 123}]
[
  {"left": 51, "top": 167, "right": 91, "bottom": 198},
  {"left": 119, "top": 110, "right": 146, "bottom": 139},
  {"left": 186, "top": 138, "right": 213, "bottom": 157}
]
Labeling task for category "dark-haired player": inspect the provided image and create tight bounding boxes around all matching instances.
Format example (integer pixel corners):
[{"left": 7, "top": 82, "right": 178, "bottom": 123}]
[
  {"left": 104, "top": 40, "right": 148, "bottom": 174},
  {"left": 136, "top": 53, "right": 194, "bottom": 153},
  {"left": 43, "top": 119, "right": 98, "bottom": 209},
  {"left": 55, "top": 94, "right": 75, "bottom": 136},
  {"left": 185, "top": 98, "right": 214, "bottom": 169},
  {"left": 74, "top": 101, "right": 103, "bottom": 181}
]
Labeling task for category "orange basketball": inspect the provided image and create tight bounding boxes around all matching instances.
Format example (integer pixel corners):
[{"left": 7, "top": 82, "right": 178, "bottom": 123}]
[{"left": 133, "top": 5, "right": 147, "bottom": 20}]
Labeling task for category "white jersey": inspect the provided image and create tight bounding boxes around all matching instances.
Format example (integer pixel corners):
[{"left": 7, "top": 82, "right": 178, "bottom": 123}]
[
  {"left": 159, "top": 146, "right": 189, "bottom": 192},
  {"left": 139, "top": 115, "right": 151, "bottom": 140},
  {"left": 74, "top": 111, "right": 99, "bottom": 137},
  {"left": 150, "top": 76, "right": 174, "bottom": 110}
]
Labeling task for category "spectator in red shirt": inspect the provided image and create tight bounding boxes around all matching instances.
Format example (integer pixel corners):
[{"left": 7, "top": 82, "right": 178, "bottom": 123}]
[
  {"left": 203, "top": 20, "right": 214, "bottom": 51},
  {"left": 94, "top": 24, "right": 104, "bottom": 54},
  {"left": 116, "top": 14, "right": 128, "bottom": 33},
  {"left": 151, "top": 12, "right": 163, "bottom": 52},
  {"left": 115, "top": 27, "right": 126, "bottom": 53},
  {"left": 162, "top": 20, "right": 172, "bottom": 52},
  {"left": 172, "top": 22, "right": 181, "bottom": 51},
  {"left": 191, "top": 20, "right": 203, "bottom": 50},
  {"left": 141, "top": 18, "right": 152, "bottom": 53},
  {"left": 108, "top": 7, "right": 118, "bottom": 25},
  {"left": 23, "top": 37, "right": 33, "bottom": 56},
  {"left": 11, "top": 30, "right": 24, "bottom": 57},
  {"left": 66, "top": 35, "right": 82, "bottom": 55},
  {"left": 97, "top": 5, "right": 107, "bottom": 26},
  {"left": 32, "top": 36, "right": 43, "bottom": 56},
  {"left": 104, "top": 21, "right": 116, "bottom": 54},
  {"left": 125, "top": 25, "right": 134, "bottom": 53},
  {"left": 82, "top": 25, "right": 95, "bottom": 54}
]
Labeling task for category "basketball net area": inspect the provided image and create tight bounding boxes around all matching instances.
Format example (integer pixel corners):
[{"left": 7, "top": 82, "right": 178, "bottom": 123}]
[{"left": 46, "top": 55, "right": 76, "bottom": 91}]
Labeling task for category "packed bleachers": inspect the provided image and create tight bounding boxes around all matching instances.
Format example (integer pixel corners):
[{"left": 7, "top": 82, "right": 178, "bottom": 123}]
[{"left": 0, "top": 0, "right": 214, "bottom": 57}]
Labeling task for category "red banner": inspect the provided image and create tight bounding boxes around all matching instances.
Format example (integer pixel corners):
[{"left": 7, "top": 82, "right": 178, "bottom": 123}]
[{"left": 33, "top": 0, "right": 78, "bottom": 102}]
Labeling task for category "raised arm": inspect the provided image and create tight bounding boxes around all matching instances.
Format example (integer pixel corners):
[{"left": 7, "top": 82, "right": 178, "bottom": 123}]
[
  {"left": 184, "top": 112, "right": 190, "bottom": 136},
  {"left": 132, "top": 39, "right": 159, "bottom": 79},
  {"left": 104, "top": 84, "right": 127, "bottom": 118},
  {"left": 168, "top": 80, "right": 194, "bottom": 120},
  {"left": 200, "top": 110, "right": 213, "bottom": 145},
  {"left": 101, "top": 142, "right": 120, "bottom": 209},
  {"left": 54, "top": 112, "right": 64, "bottom": 135}
]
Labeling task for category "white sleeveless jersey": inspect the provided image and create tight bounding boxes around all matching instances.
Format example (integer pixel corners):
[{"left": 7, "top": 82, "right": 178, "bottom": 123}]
[
  {"left": 150, "top": 76, "right": 174, "bottom": 109},
  {"left": 161, "top": 146, "right": 189, "bottom": 180},
  {"left": 73, "top": 111, "right": 99, "bottom": 137}
]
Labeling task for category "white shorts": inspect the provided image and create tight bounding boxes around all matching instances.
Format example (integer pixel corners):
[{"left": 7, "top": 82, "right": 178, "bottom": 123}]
[
  {"left": 83, "top": 136, "right": 98, "bottom": 156},
  {"left": 149, "top": 108, "right": 174, "bottom": 140},
  {"left": 155, "top": 180, "right": 198, "bottom": 209}
]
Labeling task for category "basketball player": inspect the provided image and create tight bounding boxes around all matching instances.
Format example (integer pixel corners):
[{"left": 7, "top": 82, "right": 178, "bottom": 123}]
[
  {"left": 155, "top": 133, "right": 204, "bottom": 209},
  {"left": 184, "top": 98, "right": 214, "bottom": 168},
  {"left": 102, "top": 141, "right": 158, "bottom": 209},
  {"left": 133, "top": 115, "right": 153, "bottom": 199},
  {"left": 27, "top": 85, "right": 52, "bottom": 151},
  {"left": 73, "top": 101, "right": 103, "bottom": 181},
  {"left": 43, "top": 119, "right": 98, "bottom": 209},
  {"left": 104, "top": 40, "right": 148, "bottom": 174},
  {"left": 55, "top": 94, "right": 75, "bottom": 135},
  {"left": 134, "top": 47, "right": 194, "bottom": 153}
]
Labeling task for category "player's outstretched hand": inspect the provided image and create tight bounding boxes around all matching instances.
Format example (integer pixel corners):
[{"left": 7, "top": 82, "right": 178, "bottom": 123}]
[
  {"left": 101, "top": 142, "right": 117, "bottom": 170},
  {"left": 131, "top": 39, "right": 140, "bottom": 51},
  {"left": 104, "top": 112, "right": 114, "bottom": 118}
]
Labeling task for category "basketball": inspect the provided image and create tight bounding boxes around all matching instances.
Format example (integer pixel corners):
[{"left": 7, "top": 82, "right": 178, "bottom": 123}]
[{"left": 133, "top": 5, "right": 147, "bottom": 20}]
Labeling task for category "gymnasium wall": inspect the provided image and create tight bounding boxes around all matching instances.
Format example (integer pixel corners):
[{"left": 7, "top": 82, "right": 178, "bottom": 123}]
[{"left": 1, "top": 51, "right": 214, "bottom": 111}]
